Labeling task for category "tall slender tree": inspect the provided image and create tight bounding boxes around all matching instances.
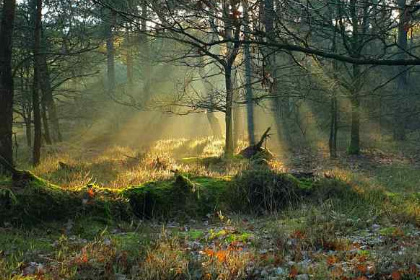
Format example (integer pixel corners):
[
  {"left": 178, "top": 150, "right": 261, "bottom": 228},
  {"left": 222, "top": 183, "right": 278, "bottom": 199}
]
[
  {"left": 0, "top": 0, "right": 17, "bottom": 169},
  {"left": 32, "top": 0, "right": 43, "bottom": 166}
]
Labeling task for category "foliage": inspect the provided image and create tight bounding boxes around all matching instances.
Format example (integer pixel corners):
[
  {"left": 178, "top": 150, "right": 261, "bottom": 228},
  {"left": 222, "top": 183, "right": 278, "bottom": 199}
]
[{"left": 228, "top": 167, "right": 308, "bottom": 214}]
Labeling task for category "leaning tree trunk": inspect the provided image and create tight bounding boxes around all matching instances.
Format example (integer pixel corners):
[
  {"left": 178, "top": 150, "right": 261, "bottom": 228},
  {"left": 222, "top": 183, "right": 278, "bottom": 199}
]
[{"left": 0, "top": 0, "right": 17, "bottom": 170}]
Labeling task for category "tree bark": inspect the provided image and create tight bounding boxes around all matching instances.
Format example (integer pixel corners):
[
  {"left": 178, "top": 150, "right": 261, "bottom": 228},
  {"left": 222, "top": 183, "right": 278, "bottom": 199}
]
[
  {"left": 329, "top": 11, "right": 339, "bottom": 159},
  {"left": 141, "top": 0, "right": 151, "bottom": 101},
  {"left": 348, "top": 0, "right": 361, "bottom": 155},
  {"left": 39, "top": 28, "right": 62, "bottom": 142},
  {"left": 348, "top": 61, "right": 361, "bottom": 155},
  {"left": 224, "top": 65, "right": 234, "bottom": 157},
  {"left": 264, "top": 0, "right": 290, "bottom": 145},
  {"left": 233, "top": 70, "right": 243, "bottom": 149},
  {"left": 329, "top": 96, "right": 338, "bottom": 158},
  {"left": 24, "top": 115, "right": 32, "bottom": 148},
  {"left": 0, "top": 0, "right": 17, "bottom": 170},
  {"left": 394, "top": 0, "right": 409, "bottom": 141},
  {"left": 243, "top": 0, "right": 255, "bottom": 145},
  {"left": 126, "top": 26, "right": 134, "bottom": 87},
  {"left": 106, "top": 10, "right": 116, "bottom": 93},
  {"left": 32, "top": 0, "right": 42, "bottom": 166},
  {"left": 41, "top": 98, "right": 52, "bottom": 145}
]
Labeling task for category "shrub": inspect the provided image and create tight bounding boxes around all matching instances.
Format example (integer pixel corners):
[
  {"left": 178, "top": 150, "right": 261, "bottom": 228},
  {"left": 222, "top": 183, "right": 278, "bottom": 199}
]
[{"left": 229, "top": 167, "right": 310, "bottom": 214}]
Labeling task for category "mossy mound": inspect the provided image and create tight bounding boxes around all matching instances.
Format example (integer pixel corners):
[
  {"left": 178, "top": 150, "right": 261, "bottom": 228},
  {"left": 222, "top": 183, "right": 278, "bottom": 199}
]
[
  {"left": 0, "top": 174, "right": 130, "bottom": 225},
  {"left": 228, "top": 167, "right": 312, "bottom": 214},
  {"left": 122, "top": 174, "right": 229, "bottom": 219},
  {"left": 0, "top": 168, "right": 365, "bottom": 224}
]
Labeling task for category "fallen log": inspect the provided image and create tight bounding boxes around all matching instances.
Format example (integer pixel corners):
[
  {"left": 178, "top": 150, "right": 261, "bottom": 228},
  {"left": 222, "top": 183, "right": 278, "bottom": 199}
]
[{"left": 239, "top": 127, "right": 273, "bottom": 160}]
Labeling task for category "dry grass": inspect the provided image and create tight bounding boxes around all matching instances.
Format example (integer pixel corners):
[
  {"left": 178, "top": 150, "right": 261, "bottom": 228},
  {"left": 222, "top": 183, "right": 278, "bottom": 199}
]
[{"left": 25, "top": 138, "right": 247, "bottom": 189}]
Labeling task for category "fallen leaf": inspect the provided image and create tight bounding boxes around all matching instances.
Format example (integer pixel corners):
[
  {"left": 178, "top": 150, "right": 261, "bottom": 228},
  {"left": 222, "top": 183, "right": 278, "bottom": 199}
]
[
  {"left": 289, "top": 265, "right": 298, "bottom": 278},
  {"left": 391, "top": 270, "right": 402, "bottom": 280},
  {"left": 356, "top": 264, "right": 367, "bottom": 274}
]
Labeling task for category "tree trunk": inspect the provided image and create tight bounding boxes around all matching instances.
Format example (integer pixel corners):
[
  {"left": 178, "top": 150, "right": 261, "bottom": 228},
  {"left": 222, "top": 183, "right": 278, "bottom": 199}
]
[
  {"left": 329, "top": 14, "right": 339, "bottom": 159},
  {"left": 329, "top": 96, "right": 338, "bottom": 158},
  {"left": 32, "top": 0, "right": 42, "bottom": 166},
  {"left": 33, "top": 69, "right": 42, "bottom": 166},
  {"left": 348, "top": 0, "right": 361, "bottom": 155},
  {"left": 224, "top": 65, "right": 234, "bottom": 158},
  {"left": 24, "top": 115, "right": 32, "bottom": 148},
  {"left": 206, "top": 113, "right": 223, "bottom": 139},
  {"left": 141, "top": 1, "right": 151, "bottom": 101},
  {"left": 39, "top": 28, "right": 62, "bottom": 142},
  {"left": 232, "top": 70, "right": 242, "bottom": 149},
  {"left": 126, "top": 26, "right": 134, "bottom": 87},
  {"left": 41, "top": 98, "right": 52, "bottom": 145},
  {"left": 0, "top": 0, "right": 17, "bottom": 170},
  {"left": 348, "top": 63, "right": 361, "bottom": 155},
  {"left": 264, "top": 0, "right": 289, "bottom": 145},
  {"left": 198, "top": 57, "right": 223, "bottom": 138},
  {"left": 244, "top": 37, "right": 255, "bottom": 145},
  {"left": 394, "top": 0, "right": 408, "bottom": 141},
  {"left": 106, "top": 10, "right": 116, "bottom": 93},
  {"left": 243, "top": 0, "right": 255, "bottom": 145}
]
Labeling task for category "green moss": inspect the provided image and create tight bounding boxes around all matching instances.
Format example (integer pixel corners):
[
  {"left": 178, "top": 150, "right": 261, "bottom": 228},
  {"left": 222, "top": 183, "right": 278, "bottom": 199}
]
[
  {"left": 187, "top": 230, "right": 205, "bottom": 240},
  {"left": 122, "top": 175, "right": 229, "bottom": 219},
  {"left": 0, "top": 174, "right": 130, "bottom": 225},
  {"left": 228, "top": 168, "right": 309, "bottom": 213}
]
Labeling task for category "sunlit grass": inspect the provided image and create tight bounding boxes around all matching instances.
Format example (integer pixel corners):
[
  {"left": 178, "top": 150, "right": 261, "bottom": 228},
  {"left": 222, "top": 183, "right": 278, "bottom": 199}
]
[{"left": 24, "top": 137, "right": 248, "bottom": 189}]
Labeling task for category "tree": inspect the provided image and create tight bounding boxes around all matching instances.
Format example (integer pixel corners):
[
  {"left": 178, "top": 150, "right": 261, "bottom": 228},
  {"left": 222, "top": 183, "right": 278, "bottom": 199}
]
[
  {"left": 92, "top": 0, "right": 420, "bottom": 157},
  {"left": 31, "top": 0, "right": 42, "bottom": 166},
  {"left": 243, "top": 0, "right": 256, "bottom": 145},
  {"left": 0, "top": 0, "right": 17, "bottom": 169}
]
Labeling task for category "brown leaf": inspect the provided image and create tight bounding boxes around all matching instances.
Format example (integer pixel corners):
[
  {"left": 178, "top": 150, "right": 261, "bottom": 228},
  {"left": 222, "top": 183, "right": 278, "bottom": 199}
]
[
  {"left": 289, "top": 265, "right": 298, "bottom": 278},
  {"left": 391, "top": 270, "right": 402, "bottom": 280}
]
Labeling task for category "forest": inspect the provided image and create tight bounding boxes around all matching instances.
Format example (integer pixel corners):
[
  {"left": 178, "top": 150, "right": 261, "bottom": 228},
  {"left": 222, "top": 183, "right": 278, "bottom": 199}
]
[{"left": 0, "top": 0, "right": 420, "bottom": 279}]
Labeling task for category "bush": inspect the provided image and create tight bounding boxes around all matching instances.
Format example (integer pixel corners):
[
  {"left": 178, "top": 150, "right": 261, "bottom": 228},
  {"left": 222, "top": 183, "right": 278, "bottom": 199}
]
[{"left": 229, "top": 167, "right": 311, "bottom": 214}]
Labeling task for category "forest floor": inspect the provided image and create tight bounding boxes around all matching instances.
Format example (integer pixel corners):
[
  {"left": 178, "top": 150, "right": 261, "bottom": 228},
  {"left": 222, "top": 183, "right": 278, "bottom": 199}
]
[{"left": 0, "top": 137, "right": 419, "bottom": 279}]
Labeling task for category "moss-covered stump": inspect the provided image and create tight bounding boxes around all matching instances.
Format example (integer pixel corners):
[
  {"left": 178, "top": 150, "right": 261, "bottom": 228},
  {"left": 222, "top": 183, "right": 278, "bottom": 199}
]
[{"left": 122, "top": 174, "right": 229, "bottom": 219}]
